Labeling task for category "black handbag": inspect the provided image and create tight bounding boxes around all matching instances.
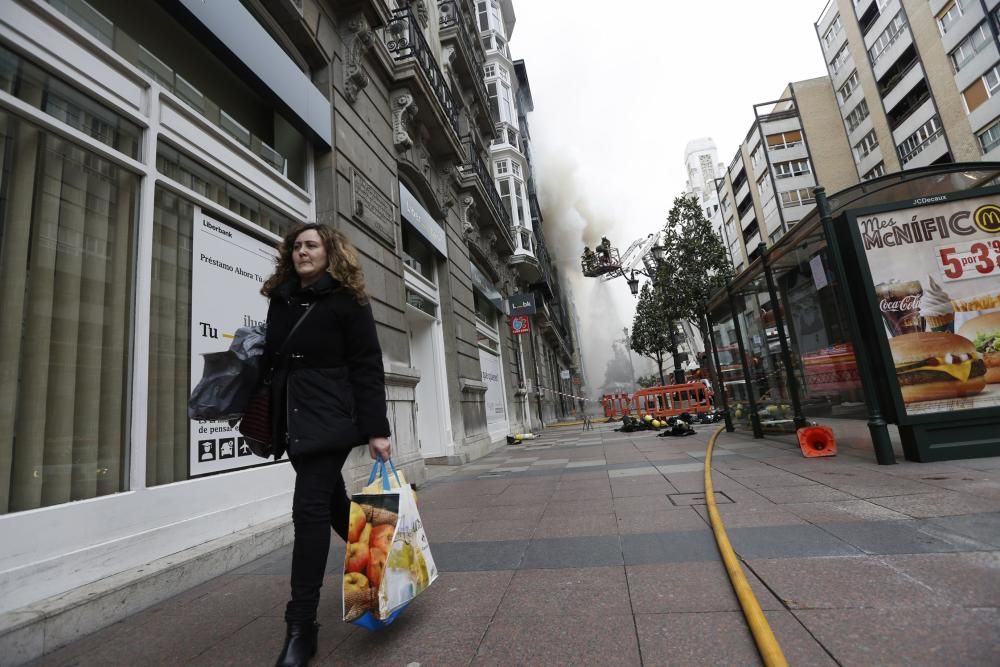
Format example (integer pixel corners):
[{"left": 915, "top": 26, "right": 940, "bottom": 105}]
[{"left": 238, "top": 303, "right": 317, "bottom": 458}]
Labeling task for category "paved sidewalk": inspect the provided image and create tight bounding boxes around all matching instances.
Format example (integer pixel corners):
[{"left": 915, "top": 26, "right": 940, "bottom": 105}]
[{"left": 31, "top": 423, "right": 1000, "bottom": 666}]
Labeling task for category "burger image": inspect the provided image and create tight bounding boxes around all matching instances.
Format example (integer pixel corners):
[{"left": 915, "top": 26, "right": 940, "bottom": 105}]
[
  {"left": 889, "top": 332, "right": 987, "bottom": 404},
  {"left": 957, "top": 312, "right": 1000, "bottom": 384}
]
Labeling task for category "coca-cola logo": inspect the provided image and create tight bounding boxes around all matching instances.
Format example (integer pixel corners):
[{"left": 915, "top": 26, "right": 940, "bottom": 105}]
[{"left": 879, "top": 295, "right": 921, "bottom": 312}]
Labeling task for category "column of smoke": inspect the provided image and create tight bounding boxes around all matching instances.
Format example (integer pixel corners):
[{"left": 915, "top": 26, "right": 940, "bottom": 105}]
[{"left": 532, "top": 149, "right": 637, "bottom": 400}]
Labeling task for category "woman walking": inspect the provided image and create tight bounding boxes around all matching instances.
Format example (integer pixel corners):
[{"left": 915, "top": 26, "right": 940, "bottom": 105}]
[{"left": 259, "top": 223, "right": 392, "bottom": 666}]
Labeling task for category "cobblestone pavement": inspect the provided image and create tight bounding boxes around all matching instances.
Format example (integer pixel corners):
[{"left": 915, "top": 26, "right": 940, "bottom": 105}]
[{"left": 32, "top": 423, "right": 1000, "bottom": 666}]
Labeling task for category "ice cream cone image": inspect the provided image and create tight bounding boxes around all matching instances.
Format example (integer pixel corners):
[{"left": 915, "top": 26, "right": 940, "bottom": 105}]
[
  {"left": 926, "top": 312, "right": 955, "bottom": 332},
  {"left": 920, "top": 276, "right": 954, "bottom": 333}
]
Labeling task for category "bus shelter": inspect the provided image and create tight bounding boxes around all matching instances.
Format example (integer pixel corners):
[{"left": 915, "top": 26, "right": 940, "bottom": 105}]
[{"left": 705, "top": 164, "right": 1000, "bottom": 463}]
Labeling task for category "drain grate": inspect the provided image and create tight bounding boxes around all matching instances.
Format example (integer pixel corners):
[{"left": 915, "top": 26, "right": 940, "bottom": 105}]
[{"left": 668, "top": 491, "right": 733, "bottom": 506}]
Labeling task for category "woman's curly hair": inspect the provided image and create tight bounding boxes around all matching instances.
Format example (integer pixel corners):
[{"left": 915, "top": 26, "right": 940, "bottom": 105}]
[{"left": 261, "top": 223, "right": 368, "bottom": 303}]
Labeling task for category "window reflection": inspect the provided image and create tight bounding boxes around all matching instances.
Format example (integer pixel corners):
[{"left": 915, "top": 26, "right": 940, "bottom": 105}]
[{"left": 0, "top": 112, "right": 137, "bottom": 513}]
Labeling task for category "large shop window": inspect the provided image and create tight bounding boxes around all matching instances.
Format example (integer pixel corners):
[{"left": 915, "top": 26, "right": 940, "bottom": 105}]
[
  {"left": 402, "top": 223, "right": 436, "bottom": 282},
  {"left": 146, "top": 189, "right": 193, "bottom": 487},
  {"left": 146, "top": 179, "right": 295, "bottom": 487},
  {"left": 157, "top": 141, "right": 295, "bottom": 237},
  {"left": 0, "top": 111, "right": 138, "bottom": 514},
  {"left": 473, "top": 290, "right": 498, "bottom": 329},
  {"left": 0, "top": 44, "right": 141, "bottom": 159},
  {"left": 45, "top": 0, "right": 307, "bottom": 185}
]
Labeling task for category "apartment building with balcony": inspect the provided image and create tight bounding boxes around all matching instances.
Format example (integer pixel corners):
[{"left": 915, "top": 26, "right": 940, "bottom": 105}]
[
  {"left": 815, "top": 0, "right": 996, "bottom": 177},
  {"left": 513, "top": 60, "right": 578, "bottom": 423},
  {"left": 712, "top": 79, "right": 857, "bottom": 270},
  {"left": 0, "top": 0, "right": 579, "bottom": 659}
]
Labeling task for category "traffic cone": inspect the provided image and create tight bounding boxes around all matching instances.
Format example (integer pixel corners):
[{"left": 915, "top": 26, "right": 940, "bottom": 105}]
[{"left": 797, "top": 425, "right": 837, "bottom": 458}]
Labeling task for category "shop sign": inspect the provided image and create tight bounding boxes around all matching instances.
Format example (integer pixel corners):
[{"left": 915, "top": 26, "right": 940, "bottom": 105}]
[
  {"left": 510, "top": 315, "right": 530, "bottom": 335},
  {"left": 560, "top": 369, "right": 571, "bottom": 380},
  {"left": 400, "top": 182, "right": 447, "bottom": 257},
  {"left": 508, "top": 292, "right": 536, "bottom": 316},
  {"left": 351, "top": 168, "right": 396, "bottom": 249},
  {"left": 189, "top": 213, "right": 281, "bottom": 476},
  {"left": 852, "top": 192, "right": 1000, "bottom": 416}
]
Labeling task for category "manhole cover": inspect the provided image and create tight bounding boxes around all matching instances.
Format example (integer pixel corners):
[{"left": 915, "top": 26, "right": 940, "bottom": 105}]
[{"left": 668, "top": 491, "right": 733, "bottom": 506}]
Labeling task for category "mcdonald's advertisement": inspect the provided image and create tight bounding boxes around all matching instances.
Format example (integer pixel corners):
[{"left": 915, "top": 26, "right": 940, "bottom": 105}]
[{"left": 855, "top": 193, "right": 1000, "bottom": 416}]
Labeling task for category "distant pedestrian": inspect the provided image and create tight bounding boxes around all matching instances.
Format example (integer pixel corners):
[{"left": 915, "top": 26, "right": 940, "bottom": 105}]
[
  {"left": 260, "top": 223, "right": 392, "bottom": 667},
  {"left": 582, "top": 414, "right": 593, "bottom": 431}
]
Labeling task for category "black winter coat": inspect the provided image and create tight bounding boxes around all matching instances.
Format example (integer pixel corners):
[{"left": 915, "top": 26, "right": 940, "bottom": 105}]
[{"left": 262, "top": 273, "right": 391, "bottom": 459}]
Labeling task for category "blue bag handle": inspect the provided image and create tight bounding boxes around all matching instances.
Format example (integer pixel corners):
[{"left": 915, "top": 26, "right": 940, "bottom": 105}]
[
  {"left": 367, "top": 459, "right": 383, "bottom": 485},
  {"left": 367, "top": 456, "right": 402, "bottom": 491}
]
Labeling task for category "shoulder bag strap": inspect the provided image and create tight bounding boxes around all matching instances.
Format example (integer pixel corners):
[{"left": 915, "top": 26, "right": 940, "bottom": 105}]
[{"left": 265, "top": 301, "right": 318, "bottom": 383}]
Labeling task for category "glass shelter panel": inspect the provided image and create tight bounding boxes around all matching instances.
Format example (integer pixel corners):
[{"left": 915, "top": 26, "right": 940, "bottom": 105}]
[
  {"left": 733, "top": 281, "right": 796, "bottom": 432},
  {"left": 769, "top": 228, "right": 866, "bottom": 420},
  {"left": 710, "top": 308, "right": 749, "bottom": 421}
]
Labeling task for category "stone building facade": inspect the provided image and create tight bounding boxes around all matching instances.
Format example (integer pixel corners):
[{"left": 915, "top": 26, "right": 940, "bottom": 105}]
[{"left": 0, "top": 0, "right": 578, "bottom": 659}]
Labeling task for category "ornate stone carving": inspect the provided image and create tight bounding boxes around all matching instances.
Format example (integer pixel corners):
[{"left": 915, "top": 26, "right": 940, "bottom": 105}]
[
  {"left": 417, "top": 143, "right": 432, "bottom": 179},
  {"left": 441, "top": 45, "right": 457, "bottom": 81},
  {"left": 436, "top": 163, "right": 457, "bottom": 212},
  {"left": 343, "top": 15, "right": 374, "bottom": 104},
  {"left": 411, "top": 0, "right": 428, "bottom": 27},
  {"left": 392, "top": 92, "right": 418, "bottom": 150},
  {"left": 460, "top": 196, "right": 476, "bottom": 240}
]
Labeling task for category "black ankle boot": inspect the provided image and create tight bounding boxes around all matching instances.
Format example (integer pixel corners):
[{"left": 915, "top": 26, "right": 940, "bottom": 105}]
[{"left": 275, "top": 621, "right": 319, "bottom": 667}]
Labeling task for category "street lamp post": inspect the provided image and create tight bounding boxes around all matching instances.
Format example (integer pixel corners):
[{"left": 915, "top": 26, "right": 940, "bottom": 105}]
[{"left": 627, "top": 271, "right": 640, "bottom": 296}]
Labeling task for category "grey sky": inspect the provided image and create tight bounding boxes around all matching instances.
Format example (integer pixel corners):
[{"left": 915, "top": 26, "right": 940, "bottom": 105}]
[{"left": 509, "top": 0, "right": 832, "bottom": 390}]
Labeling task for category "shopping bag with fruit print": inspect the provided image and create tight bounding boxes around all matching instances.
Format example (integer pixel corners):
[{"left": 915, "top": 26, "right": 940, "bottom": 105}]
[{"left": 343, "top": 458, "right": 438, "bottom": 630}]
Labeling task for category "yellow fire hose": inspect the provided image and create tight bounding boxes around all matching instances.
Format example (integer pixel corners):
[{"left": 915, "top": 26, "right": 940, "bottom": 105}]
[{"left": 704, "top": 426, "right": 788, "bottom": 667}]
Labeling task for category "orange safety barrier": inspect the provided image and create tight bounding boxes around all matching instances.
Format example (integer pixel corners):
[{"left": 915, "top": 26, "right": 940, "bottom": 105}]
[
  {"left": 631, "top": 383, "right": 714, "bottom": 419},
  {"left": 601, "top": 392, "right": 632, "bottom": 419},
  {"left": 796, "top": 425, "right": 837, "bottom": 458}
]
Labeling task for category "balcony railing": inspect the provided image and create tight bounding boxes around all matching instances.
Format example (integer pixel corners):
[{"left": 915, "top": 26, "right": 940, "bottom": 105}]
[
  {"left": 381, "top": 7, "right": 460, "bottom": 136},
  {"left": 438, "top": 0, "right": 490, "bottom": 107},
  {"left": 533, "top": 291, "right": 570, "bottom": 349},
  {"left": 870, "top": 18, "right": 908, "bottom": 69},
  {"left": 534, "top": 239, "right": 559, "bottom": 296},
  {"left": 757, "top": 109, "right": 798, "bottom": 123},
  {"left": 463, "top": 142, "right": 513, "bottom": 240},
  {"left": 898, "top": 119, "right": 943, "bottom": 165}
]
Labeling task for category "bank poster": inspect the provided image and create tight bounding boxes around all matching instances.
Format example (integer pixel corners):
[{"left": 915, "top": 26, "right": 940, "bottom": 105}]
[
  {"left": 855, "top": 193, "right": 1000, "bottom": 416},
  {"left": 189, "top": 212, "right": 279, "bottom": 476},
  {"left": 480, "top": 349, "right": 507, "bottom": 433}
]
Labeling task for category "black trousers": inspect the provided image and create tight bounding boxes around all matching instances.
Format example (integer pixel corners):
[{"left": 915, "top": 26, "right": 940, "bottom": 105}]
[{"left": 285, "top": 448, "right": 353, "bottom": 623}]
